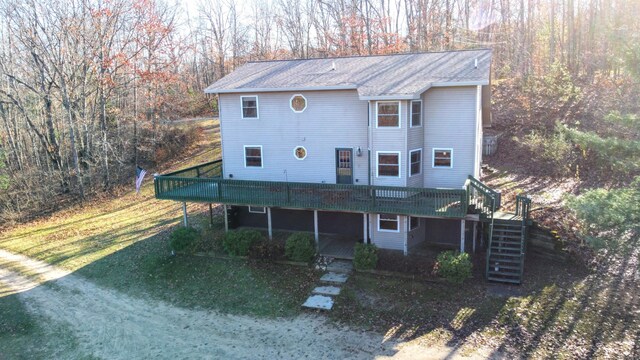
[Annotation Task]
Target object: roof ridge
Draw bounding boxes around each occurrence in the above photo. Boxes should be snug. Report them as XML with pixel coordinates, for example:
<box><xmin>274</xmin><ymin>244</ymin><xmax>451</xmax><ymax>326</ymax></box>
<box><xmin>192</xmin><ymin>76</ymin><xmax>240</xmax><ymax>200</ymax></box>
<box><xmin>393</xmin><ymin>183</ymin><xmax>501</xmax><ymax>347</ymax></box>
<box><xmin>246</xmin><ymin>48</ymin><xmax>492</xmax><ymax>64</ymax></box>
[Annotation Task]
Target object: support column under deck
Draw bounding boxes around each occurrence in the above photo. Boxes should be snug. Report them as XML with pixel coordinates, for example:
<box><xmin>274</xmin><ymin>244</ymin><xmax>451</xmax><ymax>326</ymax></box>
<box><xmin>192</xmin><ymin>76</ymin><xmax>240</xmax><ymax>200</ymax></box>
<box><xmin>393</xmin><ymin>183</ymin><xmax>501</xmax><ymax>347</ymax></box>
<box><xmin>182</xmin><ymin>202</ymin><xmax>188</xmax><ymax>227</ymax></box>
<box><xmin>460</xmin><ymin>219</ymin><xmax>466</xmax><ymax>252</ymax></box>
<box><xmin>363</xmin><ymin>213</ymin><xmax>368</xmax><ymax>244</ymax></box>
<box><xmin>223</xmin><ymin>204</ymin><xmax>228</xmax><ymax>232</ymax></box>
<box><xmin>314</xmin><ymin>210</ymin><xmax>319</xmax><ymax>248</ymax></box>
<box><xmin>267</xmin><ymin>207</ymin><xmax>273</xmax><ymax>240</ymax></box>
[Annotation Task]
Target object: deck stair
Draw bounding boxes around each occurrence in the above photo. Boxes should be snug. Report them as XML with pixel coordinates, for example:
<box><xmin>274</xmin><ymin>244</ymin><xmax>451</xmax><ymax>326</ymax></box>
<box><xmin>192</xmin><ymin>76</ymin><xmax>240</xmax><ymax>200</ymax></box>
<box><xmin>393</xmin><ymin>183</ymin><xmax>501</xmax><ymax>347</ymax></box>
<box><xmin>466</xmin><ymin>176</ymin><xmax>532</xmax><ymax>285</ymax></box>
<box><xmin>486</xmin><ymin>218</ymin><xmax>526</xmax><ymax>284</ymax></box>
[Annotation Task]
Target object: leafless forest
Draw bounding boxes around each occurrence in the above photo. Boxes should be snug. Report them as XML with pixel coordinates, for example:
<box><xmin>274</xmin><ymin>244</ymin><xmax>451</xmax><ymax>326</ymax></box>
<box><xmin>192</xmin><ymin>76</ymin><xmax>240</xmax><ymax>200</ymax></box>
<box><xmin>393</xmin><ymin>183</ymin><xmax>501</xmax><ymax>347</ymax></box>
<box><xmin>1</xmin><ymin>0</ymin><xmax>639</xmax><ymax>222</ymax></box>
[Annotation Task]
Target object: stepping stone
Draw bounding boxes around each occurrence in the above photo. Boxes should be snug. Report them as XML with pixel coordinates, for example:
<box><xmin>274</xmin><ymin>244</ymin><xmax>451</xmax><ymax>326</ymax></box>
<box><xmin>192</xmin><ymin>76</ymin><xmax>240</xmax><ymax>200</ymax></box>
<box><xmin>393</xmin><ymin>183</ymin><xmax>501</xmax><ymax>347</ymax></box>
<box><xmin>312</xmin><ymin>286</ymin><xmax>341</xmax><ymax>296</ymax></box>
<box><xmin>320</xmin><ymin>272</ymin><xmax>349</xmax><ymax>284</ymax></box>
<box><xmin>326</xmin><ymin>260</ymin><xmax>353</xmax><ymax>274</ymax></box>
<box><xmin>302</xmin><ymin>295</ymin><xmax>334</xmax><ymax>310</ymax></box>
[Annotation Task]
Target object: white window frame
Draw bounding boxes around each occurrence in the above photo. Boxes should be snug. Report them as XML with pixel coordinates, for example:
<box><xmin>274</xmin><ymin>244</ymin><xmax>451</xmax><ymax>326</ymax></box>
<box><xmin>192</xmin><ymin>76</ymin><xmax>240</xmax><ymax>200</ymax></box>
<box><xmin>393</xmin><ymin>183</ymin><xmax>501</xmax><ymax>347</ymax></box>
<box><xmin>375</xmin><ymin>101</ymin><xmax>401</xmax><ymax>128</ymax></box>
<box><xmin>432</xmin><ymin>148</ymin><xmax>453</xmax><ymax>168</ymax></box>
<box><xmin>378</xmin><ymin>214</ymin><xmax>400</xmax><ymax>233</ymax></box>
<box><xmin>289</xmin><ymin>94</ymin><xmax>307</xmax><ymax>113</ymax></box>
<box><xmin>244</xmin><ymin>145</ymin><xmax>263</xmax><ymax>168</ymax></box>
<box><xmin>410</xmin><ymin>216</ymin><xmax>420</xmax><ymax>231</ymax></box>
<box><xmin>376</xmin><ymin>151</ymin><xmax>401</xmax><ymax>178</ymax></box>
<box><xmin>240</xmin><ymin>95</ymin><xmax>259</xmax><ymax>119</ymax></box>
<box><xmin>248</xmin><ymin>206</ymin><xmax>266</xmax><ymax>214</ymax></box>
<box><xmin>410</xmin><ymin>100</ymin><xmax>422</xmax><ymax>127</ymax></box>
<box><xmin>409</xmin><ymin>148</ymin><xmax>422</xmax><ymax>176</ymax></box>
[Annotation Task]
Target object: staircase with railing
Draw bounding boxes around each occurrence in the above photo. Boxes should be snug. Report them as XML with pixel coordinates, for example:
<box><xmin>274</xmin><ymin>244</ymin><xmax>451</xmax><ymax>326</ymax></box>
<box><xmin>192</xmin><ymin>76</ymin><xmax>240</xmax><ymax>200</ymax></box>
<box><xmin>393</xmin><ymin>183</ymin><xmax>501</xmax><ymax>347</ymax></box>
<box><xmin>466</xmin><ymin>176</ymin><xmax>532</xmax><ymax>284</ymax></box>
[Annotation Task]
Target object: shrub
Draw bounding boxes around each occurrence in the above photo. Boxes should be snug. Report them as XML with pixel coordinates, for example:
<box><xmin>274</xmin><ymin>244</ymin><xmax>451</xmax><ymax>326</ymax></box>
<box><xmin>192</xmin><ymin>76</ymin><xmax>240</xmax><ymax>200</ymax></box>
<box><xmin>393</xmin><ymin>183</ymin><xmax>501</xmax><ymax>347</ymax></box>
<box><xmin>248</xmin><ymin>240</ymin><xmax>285</xmax><ymax>261</ymax></box>
<box><xmin>223</xmin><ymin>229</ymin><xmax>263</xmax><ymax>256</ymax></box>
<box><xmin>284</xmin><ymin>233</ymin><xmax>316</xmax><ymax>263</ymax></box>
<box><xmin>170</xmin><ymin>227</ymin><xmax>201</xmax><ymax>252</ymax></box>
<box><xmin>435</xmin><ymin>251</ymin><xmax>473</xmax><ymax>284</ymax></box>
<box><xmin>353</xmin><ymin>243</ymin><xmax>378</xmax><ymax>270</ymax></box>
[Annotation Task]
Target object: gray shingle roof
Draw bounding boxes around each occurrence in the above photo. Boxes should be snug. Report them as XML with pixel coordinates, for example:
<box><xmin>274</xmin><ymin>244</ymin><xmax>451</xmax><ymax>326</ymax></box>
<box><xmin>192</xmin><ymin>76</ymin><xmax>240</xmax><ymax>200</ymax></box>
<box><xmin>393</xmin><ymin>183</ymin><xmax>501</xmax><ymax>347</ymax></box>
<box><xmin>204</xmin><ymin>49</ymin><xmax>491</xmax><ymax>99</ymax></box>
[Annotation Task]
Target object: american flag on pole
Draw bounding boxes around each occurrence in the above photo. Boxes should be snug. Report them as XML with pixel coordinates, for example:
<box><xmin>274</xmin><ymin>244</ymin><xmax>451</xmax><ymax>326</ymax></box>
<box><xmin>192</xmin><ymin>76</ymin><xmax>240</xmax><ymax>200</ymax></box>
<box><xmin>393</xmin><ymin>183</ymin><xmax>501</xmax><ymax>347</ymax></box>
<box><xmin>135</xmin><ymin>166</ymin><xmax>147</xmax><ymax>194</ymax></box>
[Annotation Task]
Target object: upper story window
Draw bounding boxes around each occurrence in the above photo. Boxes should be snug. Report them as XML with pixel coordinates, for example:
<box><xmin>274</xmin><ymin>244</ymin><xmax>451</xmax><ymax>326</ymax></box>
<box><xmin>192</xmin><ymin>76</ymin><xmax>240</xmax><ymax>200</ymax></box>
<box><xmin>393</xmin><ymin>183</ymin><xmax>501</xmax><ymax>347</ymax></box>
<box><xmin>410</xmin><ymin>100</ymin><xmax>422</xmax><ymax>127</ymax></box>
<box><xmin>433</xmin><ymin>148</ymin><xmax>453</xmax><ymax>168</ymax></box>
<box><xmin>377</xmin><ymin>152</ymin><xmax>400</xmax><ymax>177</ymax></box>
<box><xmin>244</xmin><ymin>145</ymin><xmax>263</xmax><ymax>167</ymax></box>
<box><xmin>290</xmin><ymin>94</ymin><xmax>307</xmax><ymax>112</ymax></box>
<box><xmin>409</xmin><ymin>149</ymin><xmax>422</xmax><ymax>176</ymax></box>
<box><xmin>241</xmin><ymin>96</ymin><xmax>259</xmax><ymax>119</ymax></box>
<box><xmin>376</xmin><ymin>101</ymin><xmax>400</xmax><ymax>128</ymax></box>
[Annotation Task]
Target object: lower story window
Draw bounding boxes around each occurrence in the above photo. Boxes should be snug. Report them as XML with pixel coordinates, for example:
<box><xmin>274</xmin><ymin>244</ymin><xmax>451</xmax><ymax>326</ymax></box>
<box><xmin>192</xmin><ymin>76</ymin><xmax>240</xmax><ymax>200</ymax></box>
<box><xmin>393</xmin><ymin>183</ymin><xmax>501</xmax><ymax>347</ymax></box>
<box><xmin>378</xmin><ymin>214</ymin><xmax>399</xmax><ymax>232</ymax></box>
<box><xmin>433</xmin><ymin>148</ymin><xmax>452</xmax><ymax>168</ymax></box>
<box><xmin>248</xmin><ymin>206</ymin><xmax>266</xmax><ymax>214</ymax></box>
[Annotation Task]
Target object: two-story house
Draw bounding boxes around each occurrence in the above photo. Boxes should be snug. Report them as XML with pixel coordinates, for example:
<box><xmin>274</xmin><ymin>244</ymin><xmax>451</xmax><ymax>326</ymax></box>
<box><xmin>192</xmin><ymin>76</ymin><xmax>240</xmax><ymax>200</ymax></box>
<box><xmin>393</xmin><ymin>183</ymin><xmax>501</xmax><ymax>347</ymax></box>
<box><xmin>154</xmin><ymin>49</ymin><xmax>532</xmax><ymax>284</ymax></box>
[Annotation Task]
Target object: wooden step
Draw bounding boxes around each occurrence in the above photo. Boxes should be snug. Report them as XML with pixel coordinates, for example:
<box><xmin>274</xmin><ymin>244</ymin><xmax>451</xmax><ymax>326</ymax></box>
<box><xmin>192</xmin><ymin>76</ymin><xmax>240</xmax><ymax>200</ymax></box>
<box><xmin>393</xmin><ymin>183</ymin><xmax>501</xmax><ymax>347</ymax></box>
<box><xmin>493</xmin><ymin>228</ymin><xmax>523</xmax><ymax>233</ymax></box>
<box><xmin>487</xmin><ymin>263</ymin><xmax>521</xmax><ymax>271</ymax></box>
<box><xmin>488</xmin><ymin>270</ymin><xmax>521</xmax><ymax>277</ymax></box>
<box><xmin>491</xmin><ymin>246</ymin><xmax>522</xmax><ymax>253</ymax></box>
<box><xmin>490</xmin><ymin>252</ymin><xmax>522</xmax><ymax>258</ymax></box>
<box><xmin>489</xmin><ymin>258</ymin><xmax>521</xmax><ymax>266</ymax></box>
<box><xmin>487</xmin><ymin>276</ymin><xmax>521</xmax><ymax>284</ymax></box>
<box><xmin>493</xmin><ymin>234</ymin><xmax>523</xmax><ymax>240</ymax></box>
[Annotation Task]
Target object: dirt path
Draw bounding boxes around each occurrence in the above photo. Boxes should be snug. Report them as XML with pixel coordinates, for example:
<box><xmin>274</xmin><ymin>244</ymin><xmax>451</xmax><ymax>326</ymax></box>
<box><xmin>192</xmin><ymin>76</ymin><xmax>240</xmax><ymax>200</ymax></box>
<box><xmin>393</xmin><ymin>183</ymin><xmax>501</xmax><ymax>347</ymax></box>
<box><xmin>0</xmin><ymin>249</ymin><xmax>481</xmax><ymax>359</ymax></box>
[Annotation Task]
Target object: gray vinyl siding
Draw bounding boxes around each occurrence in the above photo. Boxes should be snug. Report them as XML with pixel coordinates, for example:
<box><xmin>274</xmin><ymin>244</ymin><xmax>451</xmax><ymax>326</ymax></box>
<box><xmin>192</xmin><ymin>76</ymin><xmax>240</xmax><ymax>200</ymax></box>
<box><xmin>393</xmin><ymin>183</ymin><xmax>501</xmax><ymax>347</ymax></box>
<box><xmin>219</xmin><ymin>90</ymin><xmax>369</xmax><ymax>184</ymax></box>
<box><xmin>370</xmin><ymin>101</ymin><xmax>407</xmax><ymax>187</ymax></box>
<box><xmin>407</xmin><ymin>100</ymin><xmax>424</xmax><ymax>188</ymax></box>
<box><xmin>423</xmin><ymin>87</ymin><xmax>478</xmax><ymax>188</ymax></box>
<box><xmin>370</xmin><ymin>214</ymin><xmax>405</xmax><ymax>251</ymax></box>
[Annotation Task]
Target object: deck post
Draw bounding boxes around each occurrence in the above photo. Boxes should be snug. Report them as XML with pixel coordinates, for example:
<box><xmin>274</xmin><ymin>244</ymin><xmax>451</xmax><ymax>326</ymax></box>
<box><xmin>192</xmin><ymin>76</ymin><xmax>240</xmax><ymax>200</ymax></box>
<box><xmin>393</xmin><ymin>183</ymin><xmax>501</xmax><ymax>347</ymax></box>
<box><xmin>472</xmin><ymin>221</ymin><xmax>478</xmax><ymax>253</ymax></box>
<box><xmin>460</xmin><ymin>219</ymin><xmax>466</xmax><ymax>252</ymax></box>
<box><xmin>223</xmin><ymin>204</ymin><xmax>228</xmax><ymax>232</ymax></box>
<box><xmin>182</xmin><ymin>202</ymin><xmax>188</xmax><ymax>227</ymax></box>
<box><xmin>403</xmin><ymin>216</ymin><xmax>408</xmax><ymax>256</ymax></box>
<box><xmin>363</xmin><ymin>213</ymin><xmax>368</xmax><ymax>244</ymax></box>
<box><xmin>267</xmin><ymin>207</ymin><xmax>273</xmax><ymax>240</ymax></box>
<box><xmin>209</xmin><ymin>204</ymin><xmax>214</xmax><ymax>228</ymax></box>
<box><xmin>314</xmin><ymin>210</ymin><xmax>319</xmax><ymax>248</ymax></box>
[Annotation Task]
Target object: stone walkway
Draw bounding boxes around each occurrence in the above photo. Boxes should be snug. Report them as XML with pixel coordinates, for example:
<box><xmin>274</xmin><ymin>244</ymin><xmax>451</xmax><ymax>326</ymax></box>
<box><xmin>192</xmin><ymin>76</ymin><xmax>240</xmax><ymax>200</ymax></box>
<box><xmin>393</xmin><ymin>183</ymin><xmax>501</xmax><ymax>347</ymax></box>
<box><xmin>302</xmin><ymin>259</ymin><xmax>353</xmax><ymax>311</ymax></box>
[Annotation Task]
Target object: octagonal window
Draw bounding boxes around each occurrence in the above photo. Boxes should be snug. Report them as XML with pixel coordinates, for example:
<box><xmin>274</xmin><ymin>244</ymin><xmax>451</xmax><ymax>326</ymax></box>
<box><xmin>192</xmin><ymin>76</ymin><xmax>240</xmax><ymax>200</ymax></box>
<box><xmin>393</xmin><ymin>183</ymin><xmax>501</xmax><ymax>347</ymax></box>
<box><xmin>293</xmin><ymin>146</ymin><xmax>307</xmax><ymax>160</ymax></box>
<box><xmin>290</xmin><ymin>95</ymin><xmax>307</xmax><ymax>113</ymax></box>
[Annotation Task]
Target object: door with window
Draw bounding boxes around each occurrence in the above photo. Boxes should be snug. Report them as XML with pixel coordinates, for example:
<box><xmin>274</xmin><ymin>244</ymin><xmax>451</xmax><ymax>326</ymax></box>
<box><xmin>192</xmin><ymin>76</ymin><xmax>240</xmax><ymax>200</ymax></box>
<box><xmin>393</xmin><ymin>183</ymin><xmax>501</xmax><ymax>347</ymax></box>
<box><xmin>336</xmin><ymin>148</ymin><xmax>353</xmax><ymax>184</ymax></box>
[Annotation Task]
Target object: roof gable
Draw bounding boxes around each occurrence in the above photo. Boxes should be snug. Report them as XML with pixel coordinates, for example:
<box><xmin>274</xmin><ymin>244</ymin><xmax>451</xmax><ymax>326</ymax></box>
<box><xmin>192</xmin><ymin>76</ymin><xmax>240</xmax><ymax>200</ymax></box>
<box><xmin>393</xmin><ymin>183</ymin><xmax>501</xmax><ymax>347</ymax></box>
<box><xmin>205</xmin><ymin>49</ymin><xmax>491</xmax><ymax>99</ymax></box>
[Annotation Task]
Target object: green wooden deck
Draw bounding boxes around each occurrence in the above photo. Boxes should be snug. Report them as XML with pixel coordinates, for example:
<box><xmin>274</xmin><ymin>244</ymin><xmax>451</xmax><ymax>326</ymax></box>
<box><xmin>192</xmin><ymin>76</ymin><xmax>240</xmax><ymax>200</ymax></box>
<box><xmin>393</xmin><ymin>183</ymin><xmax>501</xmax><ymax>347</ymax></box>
<box><xmin>154</xmin><ymin>160</ymin><xmax>469</xmax><ymax>218</ymax></box>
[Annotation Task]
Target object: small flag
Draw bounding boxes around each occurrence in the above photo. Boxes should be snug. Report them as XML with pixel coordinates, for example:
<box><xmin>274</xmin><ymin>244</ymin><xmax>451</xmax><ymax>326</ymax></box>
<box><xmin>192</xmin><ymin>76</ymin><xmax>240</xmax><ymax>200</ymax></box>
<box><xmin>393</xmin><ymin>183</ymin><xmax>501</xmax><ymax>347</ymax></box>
<box><xmin>135</xmin><ymin>166</ymin><xmax>147</xmax><ymax>193</ymax></box>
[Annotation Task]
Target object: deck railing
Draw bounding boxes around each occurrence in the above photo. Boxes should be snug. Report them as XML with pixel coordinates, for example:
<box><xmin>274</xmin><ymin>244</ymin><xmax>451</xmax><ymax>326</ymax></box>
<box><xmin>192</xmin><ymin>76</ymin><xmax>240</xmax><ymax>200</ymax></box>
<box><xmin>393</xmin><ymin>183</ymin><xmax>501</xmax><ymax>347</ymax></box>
<box><xmin>155</xmin><ymin>161</ymin><xmax>468</xmax><ymax>218</ymax></box>
<box><xmin>466</xmin><ymin>175</ymin><xmax>500</xmax><ymax>218</ymax></box>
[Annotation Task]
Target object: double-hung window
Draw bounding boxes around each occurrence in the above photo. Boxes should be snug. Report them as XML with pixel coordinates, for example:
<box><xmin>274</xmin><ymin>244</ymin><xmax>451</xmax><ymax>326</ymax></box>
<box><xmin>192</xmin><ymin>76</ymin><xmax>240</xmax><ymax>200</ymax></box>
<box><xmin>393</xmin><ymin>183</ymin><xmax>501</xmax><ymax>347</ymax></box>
<box><xmin>377</xmin><ymin>152</ymin><xmax>400</xmax><ymax>177</ymax></box>
<box><xmin>378</xmin><ymin>214</ymin><xmax>399</xmax><ymax>232</ymax></box>
<box><xmin>376</xmin><ymin>101</ymin><xmax>400</xmax><ymax>127</ymax></box>
<box><xmin>409</xmin><ymin>149</ymin><xmax>422</xmax><ymax>176</ymax></box>
<box><xmin>241</xmin><ymin>96</ymin><xmax>258</xmax><ymax>119</ymax></box>
<box><xmin>410</xmin><ymin>100</ymin><xmax>422</xmax><ymax>127</ymax></box>
<box><xmin>244</xmin><ymin>146</ymin><xmax>263</xmax><ymax>167</ymax></box>
<box><xmin>433</xmin><ymin>148</ymin><xmax>453</xmax><ymax>168</ymax></box>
